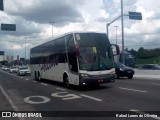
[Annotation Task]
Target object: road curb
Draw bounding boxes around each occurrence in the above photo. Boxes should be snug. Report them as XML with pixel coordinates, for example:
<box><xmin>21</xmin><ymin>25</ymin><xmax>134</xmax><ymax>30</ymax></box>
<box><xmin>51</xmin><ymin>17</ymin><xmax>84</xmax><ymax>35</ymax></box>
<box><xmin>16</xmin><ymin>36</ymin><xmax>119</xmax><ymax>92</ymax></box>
<box><xmin>134</xmin><ymin>76</ymin><xmax>160</xmax><ymax>80</ymax></box>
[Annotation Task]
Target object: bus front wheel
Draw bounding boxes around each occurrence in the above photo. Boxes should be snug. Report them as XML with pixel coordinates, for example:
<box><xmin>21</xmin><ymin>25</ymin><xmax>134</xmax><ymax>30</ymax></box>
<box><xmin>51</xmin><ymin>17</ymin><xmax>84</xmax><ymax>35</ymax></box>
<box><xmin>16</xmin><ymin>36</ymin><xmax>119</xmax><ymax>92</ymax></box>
<box><xmin>63</xmin><ymin>74</ymin><xmax>70</xmax><ymax>88</ymax></box>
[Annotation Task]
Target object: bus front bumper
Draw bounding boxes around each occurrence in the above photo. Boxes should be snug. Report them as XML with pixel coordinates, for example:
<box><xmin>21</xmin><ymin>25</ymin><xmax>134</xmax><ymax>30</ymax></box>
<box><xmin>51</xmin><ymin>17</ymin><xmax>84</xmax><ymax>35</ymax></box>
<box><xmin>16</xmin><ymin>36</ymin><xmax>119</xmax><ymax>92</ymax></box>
<box><xmin>79</xmin><ymin>74</ymin><xmax>116</xmax><ymax>86</ymax></box>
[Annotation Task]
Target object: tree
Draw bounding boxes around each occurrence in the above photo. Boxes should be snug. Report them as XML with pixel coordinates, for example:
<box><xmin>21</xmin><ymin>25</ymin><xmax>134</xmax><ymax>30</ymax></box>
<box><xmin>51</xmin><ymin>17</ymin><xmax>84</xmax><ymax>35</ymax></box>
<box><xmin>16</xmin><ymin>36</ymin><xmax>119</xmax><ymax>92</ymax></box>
<box><xmin>130</xmin><ymin>48</ymin><xmax>137</xmax><ymax>56</ymax></box>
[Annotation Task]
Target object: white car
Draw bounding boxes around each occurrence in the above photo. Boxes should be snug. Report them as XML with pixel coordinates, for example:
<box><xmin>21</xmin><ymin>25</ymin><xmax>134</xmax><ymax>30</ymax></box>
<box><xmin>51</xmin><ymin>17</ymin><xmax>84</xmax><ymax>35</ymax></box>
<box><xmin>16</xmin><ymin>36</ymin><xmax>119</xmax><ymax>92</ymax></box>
<box><xmin>1</xmin><ymin>66</ymin><xmax>5</xmax><ymax>70</ymax></box>
<box><xmin>17</xmin><ymin>66</ymin><xmax>31</xmax><ymax>76</ymax></box>
<box><xmin>9</xmin><ymin>66</ymin><xmax>18</xmax><ymax>73</ymax></box>
<box><xmin>4</xmin><ymin>66</ymin><xmax>10</xmax><ymax>71</ymax></box>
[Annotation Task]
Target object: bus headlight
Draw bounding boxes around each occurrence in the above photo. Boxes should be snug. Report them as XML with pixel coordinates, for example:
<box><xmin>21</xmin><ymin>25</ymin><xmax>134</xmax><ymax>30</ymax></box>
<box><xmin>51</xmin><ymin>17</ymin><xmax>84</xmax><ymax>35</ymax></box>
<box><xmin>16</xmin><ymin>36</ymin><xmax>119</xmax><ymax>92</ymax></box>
<box><xmin>80</xmin><ymin>73</ymin><xmax>88</xmax><ymax>77</ymax></box>
<box><xmin>111</xmin><ymin>71</ymin><xmax>115</xmax><ymax>74</ymax></box>
<box><xmin>120</xmin><ymin>68</ymin><xmax>124</xmax><ymax>71</ymax></box>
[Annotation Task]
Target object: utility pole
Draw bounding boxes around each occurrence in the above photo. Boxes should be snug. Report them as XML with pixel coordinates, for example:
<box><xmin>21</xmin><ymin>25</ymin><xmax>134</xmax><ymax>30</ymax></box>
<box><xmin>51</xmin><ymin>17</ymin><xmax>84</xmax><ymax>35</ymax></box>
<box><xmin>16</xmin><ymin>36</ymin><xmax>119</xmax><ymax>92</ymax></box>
<box><xmin>121</xmin><ymin>0</ymin><xmax>125</xmax><ymax>64</ymax></box>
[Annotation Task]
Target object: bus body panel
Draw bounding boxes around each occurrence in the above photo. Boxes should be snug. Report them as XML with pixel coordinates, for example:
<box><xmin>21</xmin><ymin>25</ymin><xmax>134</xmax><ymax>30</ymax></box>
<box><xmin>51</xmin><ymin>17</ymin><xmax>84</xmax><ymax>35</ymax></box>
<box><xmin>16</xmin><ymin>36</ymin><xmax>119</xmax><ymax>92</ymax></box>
<box><xmin>30</xmin><ymin>63</ymin><xmax>80</xmax><ymax>85</ymax></box>
<box><xmin>68</xmin><ymin>72</ymin><xmax>79</xmax><ymax>85</ymax></box>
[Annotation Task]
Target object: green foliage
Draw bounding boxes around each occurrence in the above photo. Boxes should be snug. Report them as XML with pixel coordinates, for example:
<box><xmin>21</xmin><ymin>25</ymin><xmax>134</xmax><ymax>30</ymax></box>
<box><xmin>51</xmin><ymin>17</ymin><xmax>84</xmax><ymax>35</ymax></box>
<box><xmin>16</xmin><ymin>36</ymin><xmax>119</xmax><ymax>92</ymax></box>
<box><xmin>136</xmin><ymin>47</ymin><xmax>160</xmax><ymax>58</ymax></box>
<box><xmin>127</xmin><ymin>47</ymin><xmax>160</xmax><ymax>59</ymax></box>
<box><xmin>135</xmin><ymin>57</ymin><xmax>160</xmax><ymax>64</ymax></box>
<box><xmin>127</xmin><ymin>47</ymin><xmax>160</xmax><ymax>65</ymax></box>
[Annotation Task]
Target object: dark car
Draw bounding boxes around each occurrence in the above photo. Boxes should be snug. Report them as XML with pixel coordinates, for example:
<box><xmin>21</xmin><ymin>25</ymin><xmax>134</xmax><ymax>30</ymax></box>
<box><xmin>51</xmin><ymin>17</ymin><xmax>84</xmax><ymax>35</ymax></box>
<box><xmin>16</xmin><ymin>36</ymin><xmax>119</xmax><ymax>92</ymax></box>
<box><xmin>140</xmin><ymin>64</ymin><xmax>160</xmax><ymax>70</ymax></box>
<box><xmin>115</xmin><ymin>62</ymin><xmax>135</xmax><ymax>79</ymax></box>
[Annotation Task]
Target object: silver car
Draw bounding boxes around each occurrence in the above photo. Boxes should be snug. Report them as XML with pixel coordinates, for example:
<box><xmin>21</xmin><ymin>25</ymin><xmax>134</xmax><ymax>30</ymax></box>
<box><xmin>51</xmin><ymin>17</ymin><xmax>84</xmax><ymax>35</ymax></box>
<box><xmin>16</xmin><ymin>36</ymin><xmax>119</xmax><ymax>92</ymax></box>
<box><xmin>17</xmin><ymin>66</ymin><xmax>31</xmax><ymax>76</ymax></box>
<box><xmin>9</xmin><ymin>66</ymin><xmax>18</xmax><ymax>73</ymax></box>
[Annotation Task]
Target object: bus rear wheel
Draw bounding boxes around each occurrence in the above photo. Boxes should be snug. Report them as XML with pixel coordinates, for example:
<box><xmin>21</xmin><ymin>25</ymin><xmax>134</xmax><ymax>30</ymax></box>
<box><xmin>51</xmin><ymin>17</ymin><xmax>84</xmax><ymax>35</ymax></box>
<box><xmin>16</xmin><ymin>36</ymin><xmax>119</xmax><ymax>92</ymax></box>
<box><xmin>34</xmin><ymin>71</ymin><xmax>41</xmax><ymax>81</ymax></box>
<box><xmin>34</xmin><ymin>71</ymin><xmax>37</xmax><ymax>81</ymax></box>
<box><xmin>37</xmin><ymin>72</ymin><xmax>41</xmax><ymax>81</ymax></box>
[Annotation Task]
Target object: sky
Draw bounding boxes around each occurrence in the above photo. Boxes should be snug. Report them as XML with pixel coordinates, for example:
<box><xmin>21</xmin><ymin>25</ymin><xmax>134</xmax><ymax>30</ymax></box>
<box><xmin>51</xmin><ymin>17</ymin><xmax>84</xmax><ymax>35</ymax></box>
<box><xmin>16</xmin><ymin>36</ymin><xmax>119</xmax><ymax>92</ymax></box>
<box><xmin>0</xmin><ymin>0</ymin><xmax>160</xmax><ymax>59</ymax></box>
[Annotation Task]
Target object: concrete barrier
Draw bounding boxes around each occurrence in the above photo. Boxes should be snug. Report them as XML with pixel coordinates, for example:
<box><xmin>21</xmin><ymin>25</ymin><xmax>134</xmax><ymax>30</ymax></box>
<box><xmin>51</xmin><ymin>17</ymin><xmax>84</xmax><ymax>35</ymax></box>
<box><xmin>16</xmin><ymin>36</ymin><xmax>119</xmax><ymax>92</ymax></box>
<box><xmin>134</xmin><ymin>69</ymin><xmax>160</xmax><ymax>75</ymax></box>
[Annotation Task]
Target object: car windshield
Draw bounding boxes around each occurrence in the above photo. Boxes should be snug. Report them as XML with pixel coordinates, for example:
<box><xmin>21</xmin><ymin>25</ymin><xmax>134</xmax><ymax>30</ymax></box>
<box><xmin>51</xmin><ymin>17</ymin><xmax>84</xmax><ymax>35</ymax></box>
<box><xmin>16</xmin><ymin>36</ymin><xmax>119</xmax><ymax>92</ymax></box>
<box><xmin>19</xmin><ymin>67</ymin><xmax>28</xmax><ymax>70</ymax></box>
<box><xmin>116</xmin><ymin>62</ymin><xmax>126</xmax><ymax>68</ymax></box>
<box><xmin>11</xmin><ymin>67</ymin><xmax>17</xmax><ymax>69</ymax></box>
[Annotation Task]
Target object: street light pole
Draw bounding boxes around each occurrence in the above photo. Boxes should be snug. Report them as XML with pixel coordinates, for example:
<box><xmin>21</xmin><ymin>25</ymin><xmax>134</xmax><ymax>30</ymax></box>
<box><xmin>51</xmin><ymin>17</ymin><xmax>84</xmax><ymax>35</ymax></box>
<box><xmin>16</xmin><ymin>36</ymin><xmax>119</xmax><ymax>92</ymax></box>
<box><xmin>121</xmin><ymin>0</ymin><xmax>125</xmax><ymax>64</ymax></box>
<box><xmin>114</xmin><ymin>26</ymin><xmax>118</xmax><ymax>44</ymax></box>
<box><xmin>106</xmin><ymin>15</ymin><xmax>121</xmax><ymax>39</ymax></box>
<box><xmin>25</xmin><ymin>37</ymin><xmax>26</xmax><ymax>64</ymax></box>
<box><xmin>106</xmin><ymin>23</ymin><xmax>109</xmax><ymax>37</ymax></box>
<box><xmin>23</xmin><ymin>36</ymin><xmax>27</xmax><ymax>65</ymax></box>
<box><xmin>11</xmin><ymin>45</ymin><xmax>13</xmax><ymax>63</ymax></box>
<box><xmin>49</xmin><ymin>21</ymin><xmax>55</xmax><ymax>38</ymax></box>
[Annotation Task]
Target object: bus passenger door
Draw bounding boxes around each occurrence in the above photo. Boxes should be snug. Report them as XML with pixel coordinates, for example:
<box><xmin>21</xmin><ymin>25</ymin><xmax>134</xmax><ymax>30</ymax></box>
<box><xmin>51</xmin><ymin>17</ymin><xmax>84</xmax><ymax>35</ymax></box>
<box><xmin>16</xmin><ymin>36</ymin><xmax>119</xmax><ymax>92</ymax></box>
<box><xmin>66</xmin><ymin>35</ymin><xmax>79</xmax><ymax>85</ymax></box>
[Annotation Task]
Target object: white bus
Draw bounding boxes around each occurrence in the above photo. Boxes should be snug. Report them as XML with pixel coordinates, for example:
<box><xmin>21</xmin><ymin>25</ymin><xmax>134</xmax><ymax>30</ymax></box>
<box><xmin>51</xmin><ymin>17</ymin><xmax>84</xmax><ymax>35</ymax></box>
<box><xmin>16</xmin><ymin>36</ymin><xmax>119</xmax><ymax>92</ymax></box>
<box><xmin>30</xmin><ymin>32</ymin><xmax>119</xmax><ymax>87</ymax></box>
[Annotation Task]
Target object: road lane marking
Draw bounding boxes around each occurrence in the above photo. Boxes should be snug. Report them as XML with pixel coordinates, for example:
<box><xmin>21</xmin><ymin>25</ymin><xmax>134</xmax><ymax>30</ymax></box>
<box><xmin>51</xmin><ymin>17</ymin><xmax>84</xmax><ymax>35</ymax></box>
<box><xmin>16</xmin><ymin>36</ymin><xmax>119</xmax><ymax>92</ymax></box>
<box><xmin>119</xmin><ymin>87</ymin><xmax>147</xmax><ymax>93</ymax></box>
<box><xmin>80</xmin><ymin>94</ymin><xmax>102</xmax><ymax>102</ymax></box>
<box><xmin>56</xmin><ymin>87</ymin><xmax>66</xmax><ymax>91</ymax></box>
<box><xmin>41</xmin><ymin>83</ymin><xmax>47</xmax><ymax>86</ymax></box>
<box><xmin>0</xmin><ymin>70</ymin><xmax>27</xmax><ymax>80</ymax></box>
<box><xmin>1</xmin><ymin>70</ymin><xmax>23</xmax><ymax>79</ymax></box>
<box><xmin>0</xmin><ymin>85</ymin><xmax>19</xmax><ymax>111</ymax></box>
<box><xmin>32</xmin><ymin>81</ymin><xmax>37</xmax><ymax>82</ymax></box>
<box><xmin>130</xmin><ymin>109</ymin><xmax>160</xmax><ymax>120</ymax></box>
<box><xmin>24</xmin><ymin>96</ymin><xmax>50</xmax><ymax>104</ymax></box>
<box><xmin>8</xmin><ymin>73</ymin><xmax>18</xmax><ymax>77</ymax></box>
<box><xmin>151</xmin><ymin>83</ymin><xmax>160</xmax><ymax>86</ymax></box>
<box><xmin>51</xmin><ymin>92</ymin><xmax>82</xmax><ymax>100</ymax></box>
<box><xmin>0</xmin><ymin>85</ymin><xmax>25</xmax><ymax>120</ymax></box>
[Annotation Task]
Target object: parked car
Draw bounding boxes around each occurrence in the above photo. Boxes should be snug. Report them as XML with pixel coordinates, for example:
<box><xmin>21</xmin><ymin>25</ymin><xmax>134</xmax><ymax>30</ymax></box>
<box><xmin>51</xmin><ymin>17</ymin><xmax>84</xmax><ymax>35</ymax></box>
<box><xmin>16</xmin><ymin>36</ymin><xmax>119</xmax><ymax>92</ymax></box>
<box><xmin>140</xmin><ymin>64</ymin><xmax>160</xmax><ymax>70</ymax></box>
<box><xmin>17</xmin><ymin>66</ymin><xmax>31</xmax><ymax>76</ymax></box>
<box><xmin>1</xmin><ymin>66</ymin><xmax>5</xmax><ymax>70</ymax></box>
<box><xmin>9</xmin><ymin>66</ymin><xmax>19</xmax><ymax>73</ymax></box>
<box><xmin>115</xmin><ymin>62</ymin><xmax>135</xmax><ymax>79</ymax></box>
<box><xmin>4</xmin><ymin>66</ymin><xmax>10</xmax><ymax>71</ymax></box>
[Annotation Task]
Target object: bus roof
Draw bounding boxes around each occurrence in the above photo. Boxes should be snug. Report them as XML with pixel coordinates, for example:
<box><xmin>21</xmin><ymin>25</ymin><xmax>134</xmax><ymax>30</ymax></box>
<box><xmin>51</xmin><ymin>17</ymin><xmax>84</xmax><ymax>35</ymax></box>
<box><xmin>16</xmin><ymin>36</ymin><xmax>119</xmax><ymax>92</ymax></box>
<box><xmin>31</xmin><ymin>32</ymin><xmax>108</xmax><ymax>50</ymax></box>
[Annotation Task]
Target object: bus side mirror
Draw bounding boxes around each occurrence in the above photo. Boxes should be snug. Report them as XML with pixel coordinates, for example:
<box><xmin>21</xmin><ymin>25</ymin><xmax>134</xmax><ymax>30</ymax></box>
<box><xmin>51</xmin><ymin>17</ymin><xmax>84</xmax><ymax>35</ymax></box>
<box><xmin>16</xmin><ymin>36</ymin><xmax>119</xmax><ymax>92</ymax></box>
<box><xmin>110</xmin><ymin>44</ymin><xmax>120</xmax><ymax>56</ymax></box>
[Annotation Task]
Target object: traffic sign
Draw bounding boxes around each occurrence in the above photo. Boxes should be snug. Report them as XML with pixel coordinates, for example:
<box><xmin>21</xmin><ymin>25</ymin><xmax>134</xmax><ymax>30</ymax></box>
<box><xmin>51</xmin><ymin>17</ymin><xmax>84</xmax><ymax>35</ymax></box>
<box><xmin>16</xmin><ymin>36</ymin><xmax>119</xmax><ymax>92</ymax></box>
<box><xmin>0</xmin><ymin>0</ymin><xmax>4</xmax><ymax>11</ymax></box>
<box><xmin>128</xmin><ymin>11</ymin><xmax>142</xmax><ymax>20</ymax></box>
<box><xmin>1</xmin><ymin>23</ymin><xmax>16</xmax><ymax>31</ymax></box>
<box><xmin>0</xmin><ymin>51</ymin><xmax>4</xmax><ymax>55</ymax></box>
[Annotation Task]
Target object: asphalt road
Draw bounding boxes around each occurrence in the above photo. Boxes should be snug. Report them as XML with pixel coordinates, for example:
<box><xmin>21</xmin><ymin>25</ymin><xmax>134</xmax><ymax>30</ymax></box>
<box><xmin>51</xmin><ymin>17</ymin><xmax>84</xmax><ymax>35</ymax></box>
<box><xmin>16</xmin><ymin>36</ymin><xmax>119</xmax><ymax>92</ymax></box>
<box><xmin>0</xmin><ymin>69</ymin><xmax>160</xmax><ymax>120</ymax></box>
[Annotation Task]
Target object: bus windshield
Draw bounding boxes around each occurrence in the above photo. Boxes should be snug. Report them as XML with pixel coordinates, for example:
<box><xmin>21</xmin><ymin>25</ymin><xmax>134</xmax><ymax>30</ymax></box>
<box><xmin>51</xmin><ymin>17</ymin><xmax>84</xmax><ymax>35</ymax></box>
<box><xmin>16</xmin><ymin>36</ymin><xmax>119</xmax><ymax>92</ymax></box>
<box><xmin>75</xmin><ymin>33</ymin><xmax>114</xmax><ymax>71</ymax></box>
<box><xmin>78</xmin><ymin>46</ymin><xmax>114</xmax><ymax>71</ymax></box>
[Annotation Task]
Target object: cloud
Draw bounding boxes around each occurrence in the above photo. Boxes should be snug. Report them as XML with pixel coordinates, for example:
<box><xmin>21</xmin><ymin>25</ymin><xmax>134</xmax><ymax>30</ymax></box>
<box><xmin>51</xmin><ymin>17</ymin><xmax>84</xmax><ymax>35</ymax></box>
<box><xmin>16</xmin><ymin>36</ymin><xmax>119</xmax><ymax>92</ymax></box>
<box><xmin>0</xmin><ymin>11</ymin><xmax>43</xmax><ymax>37</ymax></box>
<box><xmin>1</xmin><ymin>0</ymin><xmax>160</xmax><ymax>59</ymax></box>
<box><xmin>5</xmin><ymin>0</ymin><xmax>83</xmax><ymax>26</ymax></box>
